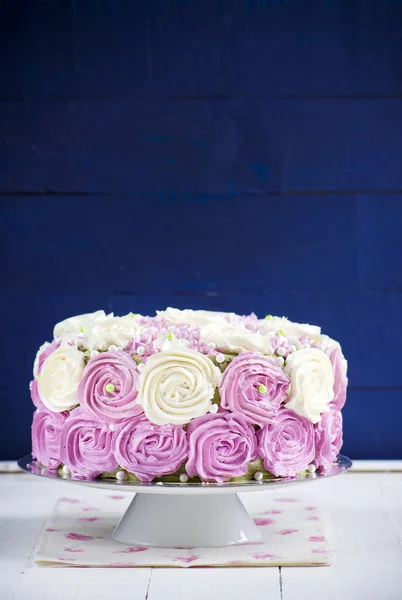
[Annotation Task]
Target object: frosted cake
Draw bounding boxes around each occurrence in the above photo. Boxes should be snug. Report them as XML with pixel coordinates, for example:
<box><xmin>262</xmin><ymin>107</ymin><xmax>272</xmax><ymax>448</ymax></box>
<box><xmin>30</xmin><ymin>308</ymin><xmax>347</xmax><ymax>483</ymax></box>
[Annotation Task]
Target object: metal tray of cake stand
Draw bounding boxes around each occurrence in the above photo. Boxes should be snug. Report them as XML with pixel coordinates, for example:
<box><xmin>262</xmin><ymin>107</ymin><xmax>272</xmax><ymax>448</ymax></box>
<box><xmin>19</xmin><ymin>454</ymin><xmax>352</xmax><ymax>548</ymax></box>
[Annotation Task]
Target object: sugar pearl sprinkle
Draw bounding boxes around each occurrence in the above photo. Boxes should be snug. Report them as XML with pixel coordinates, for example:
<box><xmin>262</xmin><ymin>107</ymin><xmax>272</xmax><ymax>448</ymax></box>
<box><xmin>105</xmin><ymin>383</ymin><xmax>115</xmax><ymax>394</ymax></box>
<box><xmin>254</xmin><ymin>471</ymin><xmax>263</xmax><ymax>481</ymax></box>
<box><xmin>179</xmin><ymin>473</ymin><xmax>189</xmax><ymax>483</ymax></box>
<box><xmin>116</xmin><ymin>470</ymin><xmax>127</xmax><ymax>481</ymax></box>
<box><xmin>137</xmin><ymin>346</ymin><xmax>145</xmax><ymax>356</ymax></box>
<box><xmin>62</xmin><ymin>465</ymin><xmax>71</xmax><ymax>475</ymax></box>
<box><xmin>215</xmin><ymin>353</ymin><xmax>225</xmax><ymax>364</ymax></box>
<box><xmin>108</xmin><ymin>345</ymin><xmax>117</xmax><ymax>352</ymax></box>
<box><xmin>209</xmin><ymin>403</ymin><xmax>219</xmax><ymax>414</ymax></box>
<box><xmin>137</xmin><ymin>362</ymin><xmax>146</xmax><ymax>371</ymax></box>
<box><xmin>90</xmin><ymin>350</ymin><xmax>99</xmax><ymax>359</ymax></box>
<box><xmin>276</xmin><ymin>347</ymin><xmax>287</xmax><ymax>357</ymax></box>
<box><xmin>276</xmin><ymin>356</ymin><xmax>285</xmax><ymax>366</ymax></box>
<box><xmin>308</xmin><ymin>464</ymin><xmax>317</xmax><ymax>473</ymax></box>
<box><xmin>109</xmin><ymin>423</ymin><xmax>116</xmax><ymax>432</ymax></box>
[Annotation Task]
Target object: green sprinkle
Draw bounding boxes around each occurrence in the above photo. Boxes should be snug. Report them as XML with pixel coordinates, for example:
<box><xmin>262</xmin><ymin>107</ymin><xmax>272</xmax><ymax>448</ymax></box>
<box><xmin>258</xmin><ymin>384</ymin><xmax>267</xmax><ymax>394</ymax></box>
<box><xmin>264</xmin><ymin>314</ymin><xmax>273</xmax><ymax>320</ymax></box>
<box><xmin>79</xmin><ymin>326</ymin><xmax>86</xmax><ymax>333</ymax></box>
<box><xmin>166</xmin><ymin>332</ymin><xmax>174</xmax><ymax>341</ymax></box>
<box><xmin>105</xmin><ymin>383</ymin><xmax>115</xmax><ymax>394</ymax></box>
<box><xmin>129</xmin><ymin>312</ymin><xmax>137</xmax><ymax>318</ymax></box>
<box><xmin>35</xmin><ymin>374</ymin><xmax>40</xmax><ymax>381</ymax></box>
<box><xmin>277</xmin><ymin>329</ymin><xmax>285</xmax><ymax>336</ymax></box>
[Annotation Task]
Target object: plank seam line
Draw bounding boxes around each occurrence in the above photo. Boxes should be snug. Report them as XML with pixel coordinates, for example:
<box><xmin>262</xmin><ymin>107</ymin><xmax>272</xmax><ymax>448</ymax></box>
<box><xmin>278</xmin><ymin>566</ymin><xmax>283</xmax><ymax>600</ymax></box>
<box><xmin>2</xmin><ymin>190</ymin><xmax>402</xmax><ymax>197</ymax></box>
<box><xmin>1</xmin><ymin>94</ymin><xmax>402</xmax><ymax>102</ymax></box>
<box><xmin>144</xmin><ymin>567</ymin><xmax>153</xmax><ymax>600</ymax></box>
<box><xmin>9</xmin><ymin>517</ymin><xmax>42</xmax><ymax>600</ymax></box>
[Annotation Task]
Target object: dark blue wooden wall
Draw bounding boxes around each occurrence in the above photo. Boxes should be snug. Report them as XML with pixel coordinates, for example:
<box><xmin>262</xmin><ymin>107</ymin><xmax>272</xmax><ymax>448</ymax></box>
<box><xmin>1</xmin><ymin>0</ymin><xmax>402</xmax><ymax>460</ymax></box>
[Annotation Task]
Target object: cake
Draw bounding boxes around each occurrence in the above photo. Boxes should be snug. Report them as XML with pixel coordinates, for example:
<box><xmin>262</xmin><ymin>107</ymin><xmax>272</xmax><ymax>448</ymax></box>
<box><xmin>30</xmin><ymin>308</ymin><xmax>347</xmax><ymax>483</ymax></box>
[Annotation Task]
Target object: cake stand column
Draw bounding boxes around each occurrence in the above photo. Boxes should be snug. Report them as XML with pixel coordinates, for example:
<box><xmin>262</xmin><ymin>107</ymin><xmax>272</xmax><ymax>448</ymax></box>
<box><xmin>113</xmin><ymin>492</ymin><xmax>261</xmax><ymax>548</ymax></box>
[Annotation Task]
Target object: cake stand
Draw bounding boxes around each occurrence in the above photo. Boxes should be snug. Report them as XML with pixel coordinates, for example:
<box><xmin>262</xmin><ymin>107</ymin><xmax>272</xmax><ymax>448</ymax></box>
<box><xmin>19</xmin><ymin>454</ymin><xmax>352</xmax><ymax>548</ymax></box>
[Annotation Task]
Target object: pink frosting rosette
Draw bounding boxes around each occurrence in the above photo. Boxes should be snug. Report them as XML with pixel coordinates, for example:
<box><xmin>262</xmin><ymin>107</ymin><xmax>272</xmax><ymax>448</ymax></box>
<box><xmin>314</xmin><ymin>409</ymin><xmax>343</xmax><ymax>470</ymax></box>
<box><xmin>258</xmin><ymin>407</ymin><xmax>315</xmax><ymax>477</ymax></box>
<box><xmin>329</xmin><ymin>347</ymin><xmax>348</xmax><ymax>410</ymax></box>
<box><xmin>32</xmin><ymin>409</ymin><xmax>67</xmax><ymax>469</ymax></box>
<box><xmin>186</xmin><ymin>411</ymin><xmax>258</xmax><ymax>483</ymax></box>
<box><xmin>60</xmin><ymin>409</ymin><xmax>118</xmax><ymax>478</ymax></box>
<box><xmin>78</xmin><ymin>351</ymin><xmax>142</xmax><ymax>423</ymax></box>
<box><xmin>219</xmin><ymin>352</ymin><xmax>289</xmax><ymax>427</ymax></box>
<box><xmin>114</xmin><ymin>414</ymin><xmax>188</xmax><ymax>481</ymax></box>
<box><xmin>30</xmin><ymin>379</ymin><xmax>46</xmax><ymax>410</ymax></box>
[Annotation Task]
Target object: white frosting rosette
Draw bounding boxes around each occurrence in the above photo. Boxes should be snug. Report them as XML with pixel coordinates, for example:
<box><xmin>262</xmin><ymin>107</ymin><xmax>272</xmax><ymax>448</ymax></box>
<box><xmin>54</xmin><ymin>310</ymin><xmax>108</xmax><ymax>341</ymax></box>
<box><xmin>200</xmin><ymin>323</ymin><xmax>273</xmax><ymax>354</ymax></box>
<box><xmin>157</xmin><ymin>307</ymin><xmax>234</xmax><ymax>328</ymax></box>
<box><xmin>137</xmin><ymin>344</ymin><xmax>222</xmax><ymax>425</ymax></box>
<box><xmin>37</xmin><ymin>344</ymin><xmax>85</xmax><ymax>412</ymax></box>
<box><xmin>54</xmin><ymin>311</ymin><xmax>143</xmax><ymax>350</ymax></box>
<box><xmin>81</xmin><ymin>313</ymin><xmax>143</xmax><ymax>350</ymax></box>
<box><xmin>284</xmin><ymin>348</ymin><xmax>334</xmax><ymax>423</ymax></box>
<box><xmin>260</xmin><ymin>316</ymin><xmax>321</xmax><ymax>339</ymax></box>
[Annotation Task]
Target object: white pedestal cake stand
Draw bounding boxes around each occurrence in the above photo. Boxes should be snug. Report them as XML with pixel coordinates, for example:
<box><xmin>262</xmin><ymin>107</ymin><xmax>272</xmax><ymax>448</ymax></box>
<box><xmin>19</xmin><ymin>455</ymin><xmax>352</xmax><ymax>548</ymax></box>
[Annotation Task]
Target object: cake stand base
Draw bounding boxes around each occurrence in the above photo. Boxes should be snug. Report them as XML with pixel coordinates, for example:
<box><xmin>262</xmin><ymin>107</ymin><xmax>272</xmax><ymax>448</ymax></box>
<box><xmin>113</xmin><ymin>492</ymin><xmax>261</xmax><ymax>548</ymax></box>
<box><xmin>19</xmin><ymin>454</ymin><xmax>352</xmax><ymax>549</ymax></box>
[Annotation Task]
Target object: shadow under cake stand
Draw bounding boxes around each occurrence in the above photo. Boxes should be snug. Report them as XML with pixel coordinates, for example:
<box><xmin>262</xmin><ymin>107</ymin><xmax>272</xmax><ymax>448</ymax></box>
<box><xmin>19</xmin><ymin>454</ymin><xmax>352</xmax><ymax>548</ymax></box>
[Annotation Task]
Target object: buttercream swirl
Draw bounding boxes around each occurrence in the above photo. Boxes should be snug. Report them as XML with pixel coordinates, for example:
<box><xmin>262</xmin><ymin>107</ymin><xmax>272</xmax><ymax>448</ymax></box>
<box><xmin>33</xmin><ymin>340</ymin><xmax>60</xmax><ymax>376</ymax></box>
<box><xmin>30</xmin><ymin>379</ymin><xmax>45</xmax><ymax>410</ymax></box>
<box><xmin>200</xmin><ymin>322</ymin><xmax>273</xmax><ymax>354</ymax></box>
<box><xmin>259</xmin><ymin>316</ymin><xmax>321</xmax><ymax>339</ymax></box>
<box><xmin>38</xmin><ymin>344</ymin><xmax>85</xmax><ymax>412</ymax></box>
<box><xmin>284</xmin><ymin>348</ymin><xmax>334</xmax><ymax>423</ymax></box>
<box><xmin>32</xmin><ymin>409</ymin><xmax>67</xmax><ymax>469</ymax></box>
<box><xmin>78</xmin><ymin>351</ymin><xmax>142</xmax><ymax>423</ymax></box>
<box><xmin>54</xmin><ymin>311</ymin><xmax>143</xmax><ymax>350</ymax></box>
<box><xmin>219</xmin><ymin>352</ymin><xmax>289</xmax><ymax>426</ymax></box>
<box><xmin>258</xmin><ymin>407</ymin><xmax>315</xmax><ymax>476</ymax></box>
<box><xmin>80</xmin><ymin>313</ymin><xmax>143</xmax><ymax>350</ymax></box>
<box><xmin>137</xmin><ymin>345</ymin><xmax>221</xmax><ymax>425</ymax></box>
<box><xmin>329</xmin><ymin>347</ymin><xmax>348</xmax><ymax>410</ymax></box>
<box><xmin>54</xmin><ymin>310</ymin><xmax>108</xmax><ymax>341</ymax></box>
<box><xmin>314</xmin><ymin>408</ymin><xmax>343</xmax><ymax>470</ymax></box>
<box><xmin>114</xmin><ymin>414</ymin><xmax>188</xmax><ymax>481</ymax></box>
<box><xmin>60</xmin><ymin>409</ymin><xmax>117</xmax><ymax>478</ymax></box>
<box><xmin>186</xmin><ymin>411</ymin><xmax>258</xmax><ymax>482</ymax></box>
<box><xmin>157</xmin><ymin>308</ymin><xmax>233</xmax><ymax>328</ymax></box>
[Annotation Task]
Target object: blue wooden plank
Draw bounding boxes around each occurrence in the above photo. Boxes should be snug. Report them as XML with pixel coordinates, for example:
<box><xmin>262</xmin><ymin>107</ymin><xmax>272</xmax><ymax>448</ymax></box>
<box><xmin>3</xmin><ymin>193</ymin><xmax>402</xmax><ymax>387</ymax></box>
<box><xmin>342</xmin><ymin>389</ymin><xmax>402</xmax><ymax>459</ymax></box>
<box><xmin>0</xmin><ymin>388</ymin><xmax>400</xmax><ymax>461</ymax></box>
<box><xmin>1</xmin><ymin>98</ymin><xmax>401</xmax><ymax>193</ymax></box>
<box><xmin>357</xmin><ymin>196</ymin><xmax>402</xmax><ymax>291</ymax></box>
<box><xmin>1</xmin><ymin>0</ymin><xmax>401</xmax><ymax>99</ymax></box>
<box><xmin>0</xmin><ymin>195</ymin><xmax>359</xmax><ymax>293</ymax></box>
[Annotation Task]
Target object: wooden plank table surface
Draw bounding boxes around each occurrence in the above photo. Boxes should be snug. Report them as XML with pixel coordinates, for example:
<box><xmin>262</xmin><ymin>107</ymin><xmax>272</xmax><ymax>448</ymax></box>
<box><xmin>1</xmin><ymin>461</ymin><xmax>401</xmax><ymax>600</ymax></box>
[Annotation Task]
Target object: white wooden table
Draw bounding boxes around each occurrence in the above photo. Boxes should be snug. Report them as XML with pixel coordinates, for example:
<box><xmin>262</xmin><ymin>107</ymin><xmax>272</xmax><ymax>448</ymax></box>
<box><xmin>1</xmin><ymin>461</ymin><xmax>402</xmax><ymax>600</ymax></box>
